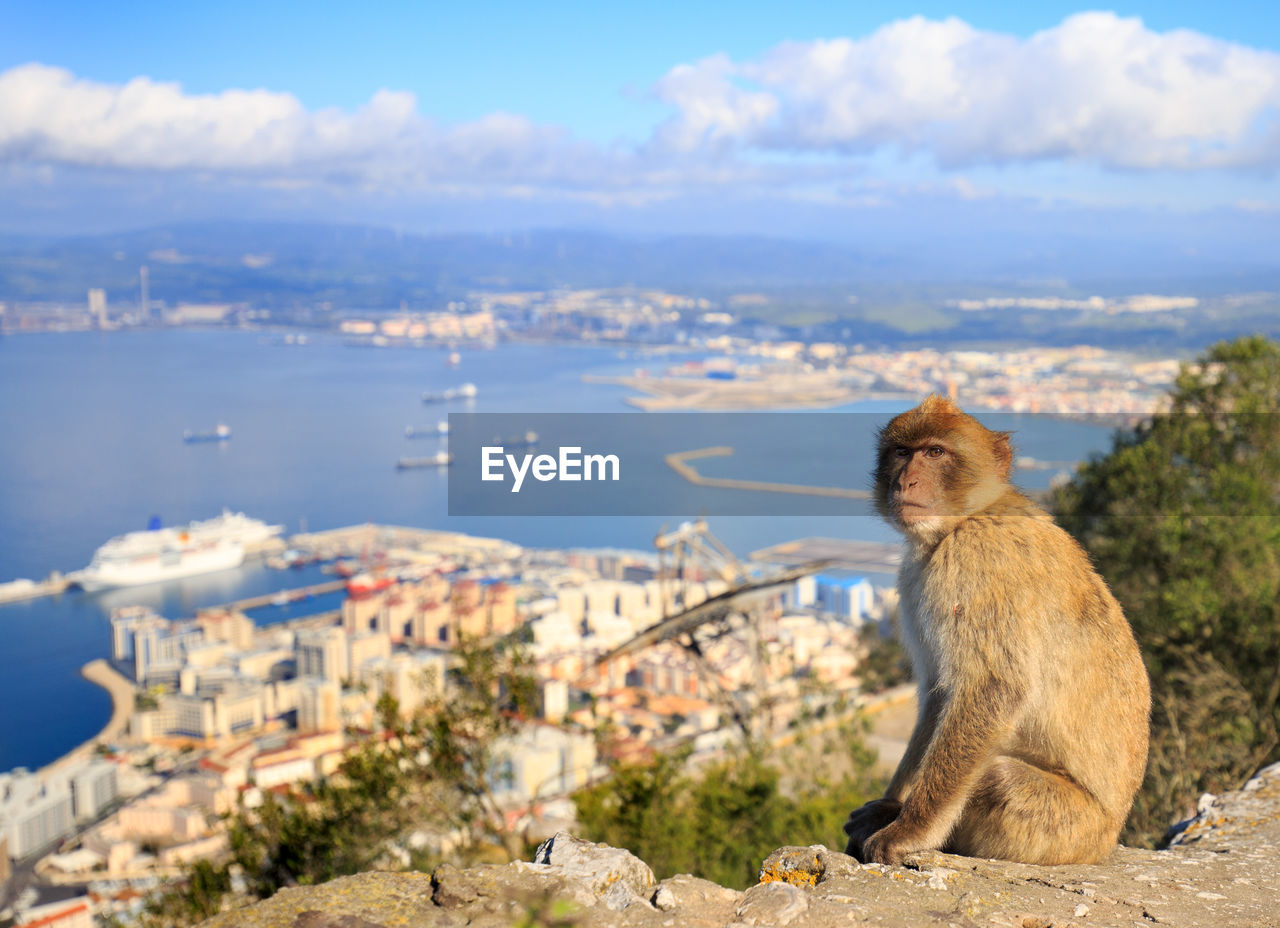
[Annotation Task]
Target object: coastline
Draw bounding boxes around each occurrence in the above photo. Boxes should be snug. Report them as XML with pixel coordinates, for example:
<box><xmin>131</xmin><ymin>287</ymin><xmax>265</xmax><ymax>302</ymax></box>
<box><xmin>38</xmin><ymin>659</ymin><xmax>135</xmax><ymax>777</ymax></box>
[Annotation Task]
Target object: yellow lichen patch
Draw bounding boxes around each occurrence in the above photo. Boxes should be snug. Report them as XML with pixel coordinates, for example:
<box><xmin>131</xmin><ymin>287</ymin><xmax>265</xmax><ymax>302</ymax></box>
<box><xmin>758</xmin><ymin>861</ymin><xmax>820</xmax><ymax>888</ymax></box>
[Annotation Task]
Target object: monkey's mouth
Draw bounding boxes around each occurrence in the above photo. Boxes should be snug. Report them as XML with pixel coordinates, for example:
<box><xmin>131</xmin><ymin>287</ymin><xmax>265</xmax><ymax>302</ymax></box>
<box><xmin>897</xmin><ymin>501</ymin><xmax>937</xmax><ymax>521</ymax></box>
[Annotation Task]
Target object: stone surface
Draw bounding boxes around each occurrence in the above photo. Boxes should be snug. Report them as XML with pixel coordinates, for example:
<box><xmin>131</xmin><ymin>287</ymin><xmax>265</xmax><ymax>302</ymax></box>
<box><xmin>203</xmin><ymin>763</ymin><xmax>1280</xmax><ymax>928</ymax></box>
<box><xmin>533</xmin><ymin>831</ymin><xmax>656</xmax><ymax>909</ymax></box>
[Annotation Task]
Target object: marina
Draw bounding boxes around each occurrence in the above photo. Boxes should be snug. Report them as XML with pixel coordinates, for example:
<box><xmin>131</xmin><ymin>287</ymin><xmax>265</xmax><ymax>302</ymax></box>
<box><xmin>194</xmin><ymin>579</ymin><xmax>346</xmax><ymax>614</ymax></box>
<box><xmin>0</xmin><ymin>514</ymin><xmax>287</xmax><ymax>602</ymax></box>
<box><xmin>0</xmin><ymin>333</ymin><xmax>1117</xmax><ymax>775</ymax></box>
<box><xmin>72</xmin><ymin>511</ymin><xmax>285</xmax><ymax>591</ymax></box>
<box><xmin>665</xmin><ymin>446</ymin><xmax>873</xmax><ymax>500</ymax></box>
<box><xmin>750</xmin><ymin>537</ymin><xmax>902</xmax><ymax>574</ymax></box>
<box><xmin>0</xmin><ymin>574</ymin><xmax>71</xmax><ymax>604</ymax></box>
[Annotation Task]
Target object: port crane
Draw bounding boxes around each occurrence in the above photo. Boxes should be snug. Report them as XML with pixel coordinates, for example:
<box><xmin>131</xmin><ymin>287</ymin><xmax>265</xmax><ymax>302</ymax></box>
<box><xmin>592</xmin><ymin>519</ymin><xmax>831</xmax><ymax>745</ymax></box>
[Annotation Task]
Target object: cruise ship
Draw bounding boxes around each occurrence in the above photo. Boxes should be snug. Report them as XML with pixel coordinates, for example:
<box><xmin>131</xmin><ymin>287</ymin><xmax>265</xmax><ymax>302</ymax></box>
<box><xmin>75</xmin><ymin>510</ymin><xmax>285</xmax><ymax>591</ymax></box>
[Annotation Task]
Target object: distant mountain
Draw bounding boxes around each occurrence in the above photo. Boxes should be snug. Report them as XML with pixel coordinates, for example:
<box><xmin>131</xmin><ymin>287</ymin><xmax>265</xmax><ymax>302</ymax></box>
<box><xmin>5</xmin><ymin>221</ymin><xmax>1280</xmax><ymax>352</ymax></box>
<box><xmin>0</xmin><ymin>222</ymin><xmax>912</xmax><ymax>308</ymax></box>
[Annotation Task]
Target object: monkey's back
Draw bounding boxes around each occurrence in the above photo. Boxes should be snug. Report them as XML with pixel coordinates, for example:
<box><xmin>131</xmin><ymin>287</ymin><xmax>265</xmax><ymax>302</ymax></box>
<box><xmin>905</xmin><ymin>499</ymin><xmax>1150</xmax><ymax>824</ymax></box>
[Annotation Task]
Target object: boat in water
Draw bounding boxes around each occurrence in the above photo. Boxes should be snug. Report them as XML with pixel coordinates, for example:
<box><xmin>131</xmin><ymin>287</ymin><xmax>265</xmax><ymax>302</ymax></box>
<box><xmin>183</xmin><ymin>423</ymin><xmax>231</xmax><ymax>443</ymax></box>
<box><xmin>421</xmin><ymin>383</ymin><xmax>477</xmax><ymax>403</ymax></box>
<box><xmin>494</xmin><ymin>430</ymin><xmax>538</xmax><ymax>449</ymax></box>
<box><xmin>396</xmin><ymin>452</ymin><xmax>452</xmax><ymax>469</ymax></box>
<box><xmin>347</xmin><ymin>573</ymin><xmax>397</xmax><ymax>597</ymax></box>
<box><xmin>404</xmin><ymin>421</ymin><xmax>450</xmax><ymax>438</ymax></box>
<box><xmin>74</xmin><ymin>510</ymin><xmax>285</xmax><ymax>591</ymax></box>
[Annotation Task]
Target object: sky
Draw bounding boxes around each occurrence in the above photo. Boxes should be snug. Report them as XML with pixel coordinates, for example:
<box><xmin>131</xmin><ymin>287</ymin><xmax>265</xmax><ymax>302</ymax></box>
<box><xmin>3</xmin><ymin>0</ymin><xmax>1280</xmax><ymax>268</ymax></box>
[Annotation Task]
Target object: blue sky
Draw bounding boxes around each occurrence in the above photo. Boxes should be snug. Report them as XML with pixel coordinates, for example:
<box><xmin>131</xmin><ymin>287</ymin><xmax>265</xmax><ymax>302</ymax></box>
<box><xmin>3</xmin><ymin>1</ymin><xmax>1280</xmax><ymax>268</ymax></box>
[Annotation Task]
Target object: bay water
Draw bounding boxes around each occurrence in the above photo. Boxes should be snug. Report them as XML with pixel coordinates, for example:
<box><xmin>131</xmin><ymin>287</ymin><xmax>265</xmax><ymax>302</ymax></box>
<box><xmin>0</xmin><ymin>331</ymin><xmax>1114</xmax><ymax>771</ymax></box>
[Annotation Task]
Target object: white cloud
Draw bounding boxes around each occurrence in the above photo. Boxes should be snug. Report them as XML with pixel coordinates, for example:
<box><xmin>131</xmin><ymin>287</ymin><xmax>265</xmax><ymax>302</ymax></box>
<box><xmin>3</xmin><ymin>10</ymin><xmax>1280</xmax><ymax>215</ymax></box>
<box><xmin>0</xmin><ymin>64</ymin><xmax>607</xmax><ymax>189</ymax></box>
<box><xmin>649</xmin><ymin>53</ymin><xmax>778</xmax><ymax>153</ymax></box>
<box><xmin>0</xmin><ymin>63</ymin><xmax>863</xmax><ymax>204</ymax></box>
<box><xmin>654</xmin><ymin>12</ymin><xmax>1280</xmax><ymax>170</ymax></box>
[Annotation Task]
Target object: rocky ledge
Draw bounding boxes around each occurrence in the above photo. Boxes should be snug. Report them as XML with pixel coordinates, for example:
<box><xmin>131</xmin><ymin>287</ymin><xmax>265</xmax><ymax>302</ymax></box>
<box><xmin>201</xmin><ymin>761</ymin><xmax>1280</xmax><ymax>928</ymax></box>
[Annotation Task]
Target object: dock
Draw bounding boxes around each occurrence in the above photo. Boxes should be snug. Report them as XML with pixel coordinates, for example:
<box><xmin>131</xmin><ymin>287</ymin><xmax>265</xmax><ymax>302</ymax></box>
<box><xmin>40</xmin><ymin>660</ymin><xmax>138</xmax><ymax>776</ymax></box>
<box><xmin>279</xmin><ymin>609</ymin><xmax>342</xmax><ymax>631</ymax></box>
<box><xmin>196</xmin><ymin>580</ymin><xmax>347</xmax><ymax>614</ymax></box>
<box><xmin>0</xmin><ymin>574</ymin><xmax>71</xmax><ymax>605</ymax></box>
<box><xmin>582</xmin><ymin>373</ymin><xmax>908</xmax><ymax>411</ymax></box>
<box><xmin>665</xmin><ymin>446</ymin><xmax>872</xmax><ymax>500</ymax></box>
<box><xmin>0</xmin><ymin>537</ymin><xmax>284</xmax><ymax>606</ymax></box>
<box><xmin>750</xmin><ymin>537</ymin><xmax>902</xmax><ymax>574</ymax></box>
<box><xmin>287</xmin><ymin>523</ymin><xmax>521</xmax><ymax>563</ymax></box>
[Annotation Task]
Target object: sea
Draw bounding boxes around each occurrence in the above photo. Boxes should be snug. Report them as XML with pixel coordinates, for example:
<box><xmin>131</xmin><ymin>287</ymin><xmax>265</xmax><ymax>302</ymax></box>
<box><xmin>0</xmin><ymin>330</ymin><xmax>1117</xmax><ymax>772</ymax></box>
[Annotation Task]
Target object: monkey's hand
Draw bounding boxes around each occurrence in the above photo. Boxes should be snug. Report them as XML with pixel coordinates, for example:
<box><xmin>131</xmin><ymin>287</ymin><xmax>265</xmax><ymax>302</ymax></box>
<box><xmin>861</xmin><ymin>820</ymin><xmax>930</xmax><ymax>866</ymax></box>
<box><xmin>842</xmin><ymin>798</ymin><xmax>902</xmax><ymax>860</ymax></box>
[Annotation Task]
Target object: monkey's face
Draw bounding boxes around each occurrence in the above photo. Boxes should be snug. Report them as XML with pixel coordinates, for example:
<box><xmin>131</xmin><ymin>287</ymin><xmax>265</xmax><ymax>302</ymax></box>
<box><xmin>877</xmin><ymin>440</ymin><xmax>956</xmax><ymax>529</ymax></box>
<box><xmin>873</xmin><ymin>396</ymin><xmax>1013</xmax><ymax>535</ymax></box>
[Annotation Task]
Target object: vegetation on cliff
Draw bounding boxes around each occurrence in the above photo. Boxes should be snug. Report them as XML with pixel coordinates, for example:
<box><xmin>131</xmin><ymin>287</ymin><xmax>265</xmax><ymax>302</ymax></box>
<box><xmin>134</xmin><ymin>639</ymin><xmax>537</xmax><ymax>927</ymax></box>
<box><xmin>574</xmin><ymin>717</ymin><xmax>882</xmax><ymax>889</ymax></box>
<box><xmin>1053</xmin><ymin>334</ymin><xmax>1280</xmax><ymax>845</ymax></box>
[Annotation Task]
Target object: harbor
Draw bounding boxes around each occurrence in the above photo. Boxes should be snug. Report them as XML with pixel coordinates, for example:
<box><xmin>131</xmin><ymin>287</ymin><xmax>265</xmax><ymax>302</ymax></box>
<box><xmin>194</xmin><ymin>579</ymin><xmax>346</xmax><ymax>614</ymax></box>
<box><xmin>39</xmin><ymin>660</ymin><xmax>136</xmax><ymax>778</ymax></box>
<box><xmin>0</xmin><ymin>574</ymin><xmax>71</xmax><ymax>604</ymax></box>
<box><xmin>665</xmin><ymin>446</ymin><xmax>873</xmax><ymax>500</ymax></box>
<box><xmin>750</xmin><ymin>537</ymin><xmax>902</xmax><ymax>574</ymax></box>
<box><xmin>0</xmin><ymin>520</ymin><xmax>287</xmax><ymax>604</ymax></box>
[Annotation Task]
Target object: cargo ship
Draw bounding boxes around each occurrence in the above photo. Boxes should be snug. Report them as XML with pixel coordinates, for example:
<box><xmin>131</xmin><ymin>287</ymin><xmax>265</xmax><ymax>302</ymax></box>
<box><xmin>405</xmin><ymin>421</ymin><xmax>450</xmax><ymax>438</ymax></box>
<box><xmin>74</xmin><ymin>510</ymin><xmax>284</xmax><ymax>591</ymax></box>
<box><xmin>183</xmin><ymin>423</ymin><xmax>232</xmax><ymax>443</ymax></box>
<box><xmin>396</xmin><ymin>452</ymin><xmax>452</xmax><ymax>469</ymax></box>
<box><xmin>346</xmin><ymin>573</ymin><xmax>397</xmax><ymax>597</ymax></box>
<box><xmin>421</xmin><ymin>383</ymin><xmax>477</xmax><ymax>403</ymax></box>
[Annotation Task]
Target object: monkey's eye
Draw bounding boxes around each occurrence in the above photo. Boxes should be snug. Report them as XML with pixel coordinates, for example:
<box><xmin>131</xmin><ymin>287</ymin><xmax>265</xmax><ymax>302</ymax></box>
<box><xmin>926</xmin><ymin>446</ymin><xmax>945</xmax><ymax>458</ymax></box>
<box><xmin>894</xmin><ymin>447</ymin><xmax>910</xmax><ymax>458</ymax></box>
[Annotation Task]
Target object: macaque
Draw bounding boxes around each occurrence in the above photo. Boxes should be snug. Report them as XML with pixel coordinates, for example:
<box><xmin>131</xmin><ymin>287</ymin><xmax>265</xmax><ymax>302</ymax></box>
<box><xmin>844</xmin><ymin>396</ymin><xmax>1149</xmax><ymax>866</ymax></box>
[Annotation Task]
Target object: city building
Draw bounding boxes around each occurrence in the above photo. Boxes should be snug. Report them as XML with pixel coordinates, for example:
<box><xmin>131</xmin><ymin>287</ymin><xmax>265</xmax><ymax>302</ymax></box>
<box><xmin>87</xmin><ymin>288</ymin><xmax>107</xmax><ymax>328</ymax></box>
<box><xmin>198</xmin><ymin>610</ymin><xmax>255</xmax><ymax>650</ymax></box>
<box><xmin>111</xmin><ymin>608</ymin><xmax>204</xmax><ymax>684</ymax></box>
<box><xmin>69</xmin><ymin>760</ymin><xmax>118</xmax><ymax>822</ymax></box>
<box><xmin>348</xmin><ymin>629</ymin><xmax>392</xmax><ymax>671</ymax></box>
<box><xmin>15</xmin><ymin>895</ymin><xmax>93</xmax><ymax>928</ymax></box>
<box><xmin>297</xmin><ymin>678</ymin><xmax>341</xmax><ymax>733</ymax></box>
<box><xmin>134</xmin><ymin>686</ymin><xmax>265</xmax><ymax>742</ymax></box>
<box><xmin>815</xmin><ymin>575</ymin><xmax>874</xmax><ymax>624</ymax></box>
<box><xmin>489</xmin><ymin>724</ymin><xmax>598</xmax><ymax>803</ymax></box>
<box><xmin>0</xmin><ymin>770</ymin><xmax>74</xmax><ymax>859</ymax></box>
<box><xmin>295</xmin><ymin>626</ymin><xmax>349</xmax><ymax>684</ymax></box>
<box><xmin>358</xmin><ymin>651</ymin><xmax>445</xmax><ymax>718</ymax></box>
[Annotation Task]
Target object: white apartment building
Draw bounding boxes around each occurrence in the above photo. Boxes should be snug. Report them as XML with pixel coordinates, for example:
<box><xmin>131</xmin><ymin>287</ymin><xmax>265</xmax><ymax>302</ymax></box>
<box><xmin>489</xmin><ymin>725</ymin><xmax>597</xmax><ymax>803</ymax></box>
<box><xmin>0</xmin><ymin>770</ymin><xmax>74</xmax><ymax>859</ymax></box>
<box><xmin>69</xmin><ymin>760</ymin><xmax>117</xmax><ymax>822</ymax></box>
<box><xmin>295</xmin><ymin>626</ymin><xmax>349</xmax><ymax>684</ymax></box>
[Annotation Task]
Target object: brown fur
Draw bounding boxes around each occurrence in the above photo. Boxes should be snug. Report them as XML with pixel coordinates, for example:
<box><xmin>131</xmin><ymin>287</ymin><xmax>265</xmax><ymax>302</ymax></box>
<box><xmin>844</xmin><ymin>396</ymin><xmax>1150</xmax><ymax>866</ymax></box>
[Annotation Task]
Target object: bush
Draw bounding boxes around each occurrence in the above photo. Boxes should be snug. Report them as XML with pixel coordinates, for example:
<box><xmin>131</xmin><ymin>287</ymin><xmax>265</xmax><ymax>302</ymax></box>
<box><xmin>1053</xmin><ymin>335</ymin><xmax>1280</xmax><ymax>845</ymax></box>
<box><xmin>574</xmin><ymin>719</ymin><xmax>881</xmax><ymax>889</ymax></box>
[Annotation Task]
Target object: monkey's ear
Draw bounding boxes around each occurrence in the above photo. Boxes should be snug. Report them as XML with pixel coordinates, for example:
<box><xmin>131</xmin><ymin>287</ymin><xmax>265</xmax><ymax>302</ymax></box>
<box><xmin>992</xmin><ymin>431</ymin><xmax>1013</xmax><ymax>478</ymax></box>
